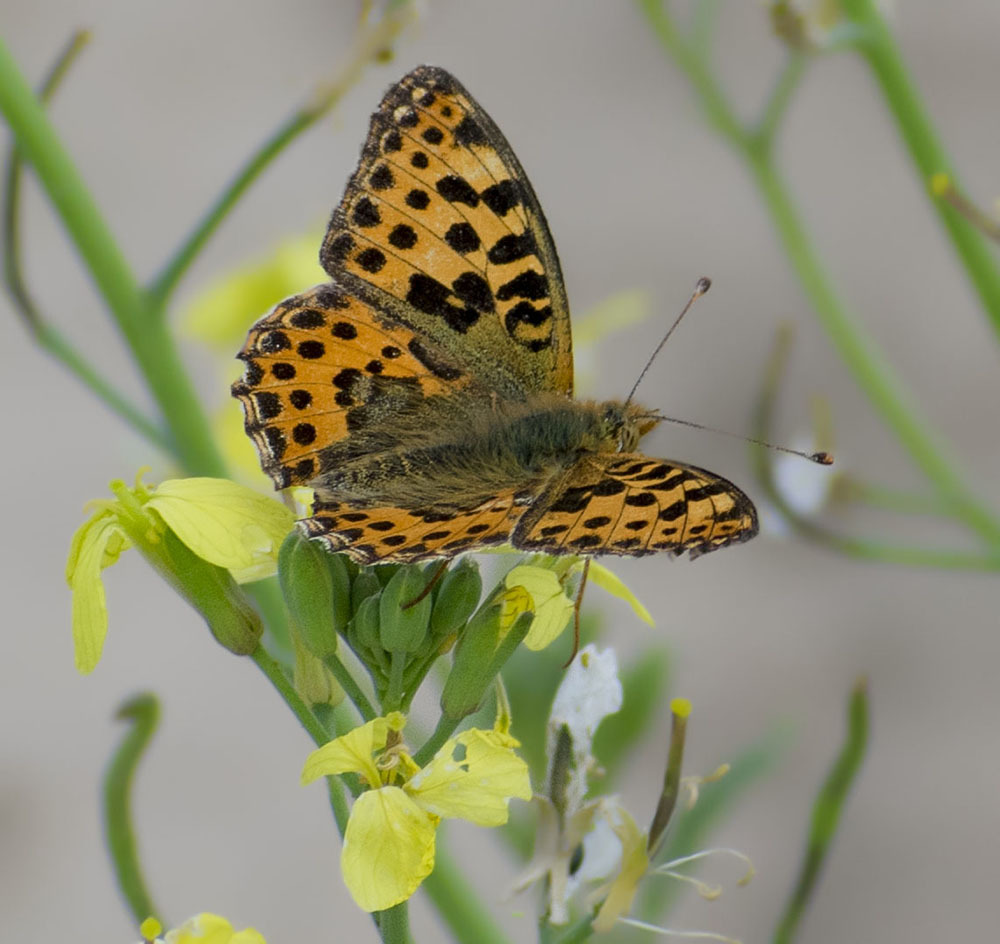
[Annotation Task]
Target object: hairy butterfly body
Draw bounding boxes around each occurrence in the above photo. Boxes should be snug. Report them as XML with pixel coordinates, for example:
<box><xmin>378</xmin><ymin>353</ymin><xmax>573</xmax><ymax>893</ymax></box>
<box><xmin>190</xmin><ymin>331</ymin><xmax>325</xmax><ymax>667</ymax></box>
<box><xmin>233</xmin><ymin>66</ymin><xmax>758</xmax><ymax>563</ymax></box>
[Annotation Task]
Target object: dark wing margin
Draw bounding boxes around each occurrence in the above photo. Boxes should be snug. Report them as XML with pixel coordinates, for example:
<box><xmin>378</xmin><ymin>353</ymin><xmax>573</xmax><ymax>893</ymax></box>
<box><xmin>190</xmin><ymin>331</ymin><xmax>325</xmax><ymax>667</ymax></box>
<box><xmin>512</xmin><ymin>454</ymin><xmax>758</xmax><ymax>559</ymax></box>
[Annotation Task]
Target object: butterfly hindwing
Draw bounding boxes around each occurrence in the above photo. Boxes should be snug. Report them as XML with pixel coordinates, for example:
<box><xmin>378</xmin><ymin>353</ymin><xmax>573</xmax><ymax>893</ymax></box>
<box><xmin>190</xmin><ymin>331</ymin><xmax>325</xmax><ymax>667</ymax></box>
<box><xmin>233</xmin><ymin>283</ymin><xmax>472</xmax><ymax>489</ymax></box>
<box><xmin>302</xmin><ymin>492</ymin><xmax>524</xmax><ymax>564</ymax></box>
<box><xmin>514</xmin><ymin>455</ymin><xmax>758</xmax><ymax>558</ymax></box>
<box><xmin>321</xmin><ymin>65</ymin><xmax>574</xmax><ymax>399</ymax></box>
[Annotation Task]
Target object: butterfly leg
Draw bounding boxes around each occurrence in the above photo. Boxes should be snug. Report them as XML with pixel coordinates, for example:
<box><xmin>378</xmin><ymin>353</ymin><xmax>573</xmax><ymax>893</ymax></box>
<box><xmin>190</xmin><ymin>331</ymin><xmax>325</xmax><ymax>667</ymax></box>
<box><xmin>562</xmin><ymin>558</ymin><xmax>591</xmax><ymax>669</ymax></box>
<box><xmin>401</xmin><ymin>559</ymin><xmax>450</xmax><ymax>610</ymax></box>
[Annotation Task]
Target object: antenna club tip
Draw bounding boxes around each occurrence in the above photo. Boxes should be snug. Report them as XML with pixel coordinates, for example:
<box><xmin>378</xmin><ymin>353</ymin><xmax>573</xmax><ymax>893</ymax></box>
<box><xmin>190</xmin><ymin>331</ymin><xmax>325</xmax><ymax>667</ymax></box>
<box><xmin>810</xmin><ymin>451</ymin><xmax>834</xmax><ymax>465</ymax></box>
<box><xmin>695</xmin><ymin>276</ymin><xmax>712</xmax><ymax>295</ymax></box>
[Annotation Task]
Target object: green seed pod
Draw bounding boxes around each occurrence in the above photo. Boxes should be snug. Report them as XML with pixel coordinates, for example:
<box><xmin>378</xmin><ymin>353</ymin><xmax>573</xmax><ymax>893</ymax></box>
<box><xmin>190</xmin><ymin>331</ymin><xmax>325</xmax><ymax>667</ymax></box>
<box><xmin>374</xmin><ymin>562</ymin><xmax>403</xmax><ymax>588</ymax></box>
<box><xmin>350</xmin><ymin>568</ymin><xmax>382</xmax><ymax>616</ymax></box>
<box><xmin>278</xmin><ymin>532</ymin><xmax>337</xmax><ymax>658</ymax></box>
<box><xmin>350</xmin><ymin>593</ymin><xmax>382</xmax><ymax>656</ymax></box>
<box><xmin>378</xmin><ymin>564</ymin><xmax>432</xmax><ymax>653</ymax></box>
<box><xmin>430</xmin><ymin>560</ymin><xmax>482</xmax><ymax>639</ymax></box>
<box><xmin>440</xmin><ymin>590</ymin><xmax>534</xmax><ymax>721</ymax></box>
<box><xmin>324</xmin><ymin>551</ymin><xmax>353</xmax><ymax>634</ymax></box>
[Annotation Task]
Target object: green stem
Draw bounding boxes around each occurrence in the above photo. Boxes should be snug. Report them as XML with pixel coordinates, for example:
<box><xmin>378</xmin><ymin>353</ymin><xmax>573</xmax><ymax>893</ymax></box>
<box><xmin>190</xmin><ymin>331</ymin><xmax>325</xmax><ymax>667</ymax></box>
<box><xmin>751</xmin><ymin>51</ymin><xmax>807</xmax><ymax>154</ymax></box>
<box><xmin>412</xmin><ymin>713</ymin><xmax>463</xmax><ymax>768</ymax></box>
<box><xmin>375</xmin><ymin>902</ymin><xmax>412</xmax><ymax>944</ymax></box>
<box><xmin>102</xmin><ymin>693</ymin><xmax>164</xmax><ymax>927</ymax></box>
<box><xmin>773</xmin><ymin>678</ymin><xmax>870</xmax><ymax>944</ymax></box>
<box><xmin>838</xmin><ymin>0</ymin><xmax>1000</xmax><ymax>340</ymax></box>
<box><xmin>637</xmin><ymin>0</ymin><xmax>1000</xmax><ymax>548</ymax></box>
<box><xmin>548</xmin><ymin>917</ymin><xmax>596</xmax><ymax>944</ymax></box>
<box><xmin>646</xmin><ymin>701</ymin><xmax>688</xmax><ymax>857</ymax></box>
<box><xmin>383</xmin><ymin>649</ymin><xmax>406</xmax><ymax>713</ymax></box>
<box><xmin>147</xmin><ymin>5</ymin><xmax>414</xmax><ymax>307</ymax></box>
<box><xmin>837</xmin><ymin>479</ymin><xmax>957</xmax><ymax>517</ymax></box>
<box><xmin>0</xmin><ymin>38</ymin><xmax>226</xmax><ymax>476</ymax></box>
<box><xmin>1</xmin><ymin>33</ymin><xmax>170</xmax><ymax>453</ymax></box>
<box><xmin>422</xmin><ymin>831</ymin><xmax>513</xmax><ymax>944</ymax></box>
<box><xmin>323</xmin><ymin>651</ymin><xmax>378</xmax><ymax>722</ymax></box>
<box><xmin>753</xmin><ymin>328</ymin><xmax>1000</xmax><ymax>570</ymax></box>
<box><xmin>747</xmin><ymin>154</ymin><xmax>1000</xmax><ymax>546</ymax></box>
<box><xmin>252</xmin><ymin>646</ymin><xmax>350</xmax><ymax>835</ymax></box>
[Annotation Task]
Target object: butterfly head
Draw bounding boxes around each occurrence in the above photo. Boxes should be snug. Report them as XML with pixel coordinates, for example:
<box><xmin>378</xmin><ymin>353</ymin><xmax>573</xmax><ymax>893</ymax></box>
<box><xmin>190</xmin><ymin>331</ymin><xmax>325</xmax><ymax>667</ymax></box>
<box><xmin>598</xmin><ymin>401</ymin><xmax>660</xmax><ymax>453</ymax></box>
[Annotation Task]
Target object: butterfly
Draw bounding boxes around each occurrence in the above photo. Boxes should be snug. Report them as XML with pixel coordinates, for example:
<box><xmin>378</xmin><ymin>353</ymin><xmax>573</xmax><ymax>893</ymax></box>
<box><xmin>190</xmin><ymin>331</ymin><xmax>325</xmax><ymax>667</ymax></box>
<box><xmin>232</xmin><ymin>66</ymin><xmax>758</xmax><ymax>564</ymax></box>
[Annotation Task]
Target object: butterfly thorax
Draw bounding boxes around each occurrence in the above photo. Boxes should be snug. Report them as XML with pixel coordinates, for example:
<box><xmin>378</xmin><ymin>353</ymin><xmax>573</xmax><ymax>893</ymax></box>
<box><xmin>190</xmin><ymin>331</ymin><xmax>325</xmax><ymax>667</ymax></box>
<box><xmin>308</xmin><ymin>393</ymin><xmax>652</xmax><ymax>513</ymax></box>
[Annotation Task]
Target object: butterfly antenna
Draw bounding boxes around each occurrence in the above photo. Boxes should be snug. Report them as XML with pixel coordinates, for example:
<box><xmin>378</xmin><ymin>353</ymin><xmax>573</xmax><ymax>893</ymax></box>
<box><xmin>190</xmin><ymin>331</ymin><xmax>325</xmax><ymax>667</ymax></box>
<box><xmin>625</xmin><ymin>277</ymin><xmax>712</xmax><ymax>407</ymax></box>
<box><xmin>649</xmin><ymin>414</ymin><xmax>833</xmax><ymax>464</ymax></box>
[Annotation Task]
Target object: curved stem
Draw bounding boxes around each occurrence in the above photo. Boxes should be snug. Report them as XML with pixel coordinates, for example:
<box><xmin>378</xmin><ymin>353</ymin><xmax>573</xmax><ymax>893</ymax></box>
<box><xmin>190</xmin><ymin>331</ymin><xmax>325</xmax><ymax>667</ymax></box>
<box><xmin>838</xmin><ymin>0</ymin><xmax>1000</xmax><ymax>340</ymax></box>
<box><xmin>422</xmin><ymin>830</ymin><xmax>513</xmax><ymax>944</ymax></box>
<box><xmin>252</xmin><ymin>646</ymin><xmax>350</xmax><ymax>834</ymax></box>
<box><xmin>103</xmin><ymin>693</ymin><xmax>164</xmax><ymax>927</ymax></box>
<box><xmin>752</xmin><ymin>327</ymin><xmax>1000</xmax><ymax>570</ymax></box>
<box><xmin>323</xmin><ymin>651</ymin><xmax>377</xmax><ymax>722</ymax></box>
<box><xmin>746</xmin><ymin>154</ymin><xmax>1000</xmax><ymax>546</ymax></box>
<box><xmin>147</xmin><ymin>4</ymin><xmax>414</xmax><ymax>307</ymax></box>
<box><xmin>1</xmin><ymin>33</ymin><xmax>170</xmax><ymax>452</ymax></box>
<box><xmin>751</xmin><ymin>51</ymin><xmax>807</xmax><ymax>155</ymax></box>
<box><xmin>637</xmin><ymin>0</ymin><xmax>1000</xmax><ymax>548</ymax></box>
<box><xmin>412</xmin><ymin>713</ymin><xmax>462</xmax><ymax>768</ymax></box>
<box><xmin>375</xmin><ymin>902</ymin><xmax>412</xmax><ymax>944</ymax></box>
<box><xmin>773</xmin><ymin>678</ymin><xmax>869</xmax><ymax>944</ymax></box>
<box><xmin>0</xmin><ymin>37</ymin><xmax>226</xmax><ymax>476</ymax></box>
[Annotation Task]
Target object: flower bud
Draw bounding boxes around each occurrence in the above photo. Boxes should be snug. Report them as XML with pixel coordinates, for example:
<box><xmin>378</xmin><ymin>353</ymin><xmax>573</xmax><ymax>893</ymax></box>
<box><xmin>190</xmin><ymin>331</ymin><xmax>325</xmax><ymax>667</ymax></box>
<box><xmin>325</xmin><ymin>551</ymin><xmax>353</xmax><ymax>633</ymax></box>
<box><xmin>350</xmin><ymin>593</ymin><xmax>382</xmax><ymax>656</ymax></box>
<box><xmin>374</xmin><ymin>563</ymin><xmax>403</xmax><ymax>587</ymax></box>
<box><xmin>429</xmin><ymin>560</ymin><xmax>482</xmax><ymax>639</ymax></box>
<box><xmin>278</xmin><ymin>532</ymin><xmax>338</xmax><ymax>658</ymax></box>
<box><xmin>351</xmin><ymin>568</ymin><xmax>382</xmax><ymax>616</ymax></box>
<box><xmin>440</xmin><ymin>588</ymin><xmax>534</xmax><ymax>722</ymax></box>
<box><xmin>378</xmin><ymin>565</ymin><xmax>431</xmax><ymax>653</ymax></box>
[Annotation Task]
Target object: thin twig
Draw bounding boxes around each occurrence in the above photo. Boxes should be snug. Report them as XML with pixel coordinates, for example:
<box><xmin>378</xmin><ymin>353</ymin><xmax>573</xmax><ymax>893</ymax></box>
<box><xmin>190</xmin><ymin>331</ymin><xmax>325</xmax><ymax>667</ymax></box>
<box><xmin>147</xmin><ymin>4</ymin><xmax>415</xmax><ymax>308</ymax></box>
<box><xmin>1</xmin><ymin>32</ymin><xmax>170</xmax><ymax>451</ymax></box>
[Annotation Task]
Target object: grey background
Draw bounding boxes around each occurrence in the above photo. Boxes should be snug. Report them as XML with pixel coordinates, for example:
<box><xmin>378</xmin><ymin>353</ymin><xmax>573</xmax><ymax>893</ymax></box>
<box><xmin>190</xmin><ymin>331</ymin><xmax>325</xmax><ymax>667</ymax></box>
<box><xmin>3</xmin><ymin>2</ymin><xmax>999</xmax><ymax>942</ymax></box>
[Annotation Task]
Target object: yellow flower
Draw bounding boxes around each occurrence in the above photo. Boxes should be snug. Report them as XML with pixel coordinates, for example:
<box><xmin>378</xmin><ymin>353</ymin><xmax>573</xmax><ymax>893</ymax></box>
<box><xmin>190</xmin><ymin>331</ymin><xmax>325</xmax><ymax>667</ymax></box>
<box><xmin>302</xmin><ymin>712</ymin><xmax>532</xmax><ymax>912</ymax></box>
<box><xmin>148</xmin><ymin>477</ymin><xmax>294</xmax><ymax>582</ymax></box>
<box><xmin>162</xmin><ymin>913</ymin><xmax>266</xmax><ymax>944</ymax></box>
<box><xmin>66</xmin><ymin>473</ymin><xmax>293</xmax><ymax>673</ymax></box>
<box><xmin>180</xmin><ymin>234</ymin><xmax>324</xmax><ymax>352</ymax></box>
<box><xmin>504</xmin><ymin>560</ymin><xmax>652</xmax><ymax>650</ymax></box>
<box><xmin>504</xmin><ymin>565</ymin><xmax>574</xmax><ymax>650</ymax></box>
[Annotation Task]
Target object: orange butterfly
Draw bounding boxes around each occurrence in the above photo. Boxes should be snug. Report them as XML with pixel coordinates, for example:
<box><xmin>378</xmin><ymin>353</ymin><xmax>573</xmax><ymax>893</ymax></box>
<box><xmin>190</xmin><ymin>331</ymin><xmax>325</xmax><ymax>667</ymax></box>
<box><xmin>233</xmin><ymin>66</ymin><xmax>758</xmax><ymax>564</ymax></box>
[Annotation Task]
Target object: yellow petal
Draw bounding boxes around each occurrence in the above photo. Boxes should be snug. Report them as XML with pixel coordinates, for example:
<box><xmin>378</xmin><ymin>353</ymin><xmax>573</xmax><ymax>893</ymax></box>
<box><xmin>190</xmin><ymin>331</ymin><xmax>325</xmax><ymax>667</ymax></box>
<box><xmin>341</xmin><ymin>786</ymin><xmax>436</xmax><ymax>912</ymax></box>
<box><xmin>574</xmin><ymin>290</ymin><xmax>651</xmax><ymax>347</ymax></box>
<box><xmin>592</xmin><ymin>803</ymin><xmax>650</xmax><ymax>933</ymax></box>
<box><xmin>301</xmin><ymin>712</ymin><xmax>407</xmax><ymax>787</ymax></box>
<box><xmin>148</xmin><ymin>478</ymin><xmax>294</xmax><ymax>582</ymax></box>
<box><xmin>588</xmin><ymin>563</ymin><xmax>653</xmax><ymax>626</ymax></box>
<box><xmin>505</xmin><ymin>565</ymin><xmax>574</xmax><ymax>650</ymax></box>
<box><xmin>407</xmin><ymin>728</ymin><xmax>532</xmax><ymax>826</ymax></box>
<box><xmin>66</xmin><ymin>513</ymin><xmax>129</xmax><ymax>674</ymax></box>
<box><xmin>164</xmin><ymin>913</ymin><xmax>266</xmax><ymax>944</ymax></box>
<box><xmin>180</xmin><ymin>234</ymin><xmax>324</xmax><ymax>350</ymax></box>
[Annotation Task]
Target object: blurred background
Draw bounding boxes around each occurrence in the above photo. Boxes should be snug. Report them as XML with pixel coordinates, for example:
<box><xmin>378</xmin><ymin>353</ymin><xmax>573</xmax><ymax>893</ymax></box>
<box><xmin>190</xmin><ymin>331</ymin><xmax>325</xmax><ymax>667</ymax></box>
<box><xmin>2</xmin><ymin>2</ymin><xmax>999</xmax><ymax>942</ymax></box>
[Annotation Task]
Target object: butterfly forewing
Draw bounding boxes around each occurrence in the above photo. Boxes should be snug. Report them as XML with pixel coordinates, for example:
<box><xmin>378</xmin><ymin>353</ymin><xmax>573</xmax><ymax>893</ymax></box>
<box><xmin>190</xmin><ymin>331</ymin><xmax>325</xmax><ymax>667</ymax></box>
<box><xmin>233</xmin><ymin>283</ymin><xmax>471</xmax><ymax>489</ymax></box>
<box><xmin>321</xmin><ymin>65</ymin><xmax>573</xmax><ymax>399</ymax></box>
<box><xmin>514</xmin><ymin>456</ymin><xmax>758</xmax><ymax>558</ymax></box>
